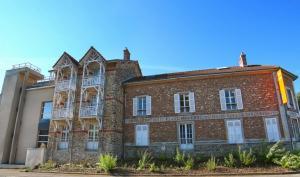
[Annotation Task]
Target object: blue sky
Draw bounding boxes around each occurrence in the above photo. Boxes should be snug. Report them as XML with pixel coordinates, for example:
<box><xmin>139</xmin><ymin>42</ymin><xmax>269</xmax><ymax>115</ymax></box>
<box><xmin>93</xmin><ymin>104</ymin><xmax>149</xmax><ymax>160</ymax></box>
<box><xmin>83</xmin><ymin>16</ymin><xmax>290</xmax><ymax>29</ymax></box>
<box><xmin>0</xmin><ymin>0</ymin><xmax>300</xmax><ymax>91</ymax></box>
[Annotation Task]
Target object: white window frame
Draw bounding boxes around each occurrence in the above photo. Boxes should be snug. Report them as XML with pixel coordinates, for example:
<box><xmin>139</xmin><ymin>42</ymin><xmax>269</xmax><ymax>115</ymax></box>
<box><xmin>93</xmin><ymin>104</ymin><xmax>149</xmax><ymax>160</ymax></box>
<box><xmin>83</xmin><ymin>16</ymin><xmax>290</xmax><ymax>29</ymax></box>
<box><xmin>86</xmin><ymin>124</ymin><xmax>99</xmax><ymax>151</ymax></box>
<box><xmin>133</xmin><ymin>95</ymin><xmax>151</xmax><ymax>116</ymax></box>
<box><xmin>264</xmin><ymin>117</ymin><xmax>281</xmax><ymax>142</ymax></box>
<box><xmin>224</xmin><ymin>89</ymin><xmax>238</xmax><ymax>110</ymax></box>
<box><xmin>137</xmin><ymin>96</ymin><xmax>147</xmax><ymax>116</ymax></box>
<box><xmin>226</xmin><ymin>119</ymin><xmax>244</xmax><ymax>144</ymax></box>
<box><xmin>286</xmin><ymin>87</ymin><xmax>296</xmax><ymax>109</ymax></box>
<box><xmin>174</xmin><ymin>92</ymin><xmax>195</xmax><ymax>113</ymax></box>
<box><xmin>58</xmin><ymin>126</ymin><xmax>69</xmax><ymax>150</ymax></box>
<box><xmin>177</xmin><ymin>122</ymin><xmax>194</xmax><ymax>150</ymax></box>
<box><xmin>135</xmin><ymin>124</ymin><xmax>149</xmax><ymax>146</ymax></box>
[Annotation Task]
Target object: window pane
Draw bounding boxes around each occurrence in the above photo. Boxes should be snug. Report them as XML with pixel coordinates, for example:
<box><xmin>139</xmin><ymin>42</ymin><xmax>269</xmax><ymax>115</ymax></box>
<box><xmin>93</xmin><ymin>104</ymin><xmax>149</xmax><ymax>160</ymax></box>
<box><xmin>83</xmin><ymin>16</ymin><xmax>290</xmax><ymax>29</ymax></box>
<box><xmin>225</xmin><ymin>90</ymin><xmax>229</xmax><ymax>97</ymax></box>
<box><xmin>42</xmin><ymin>102</ymin><xmax>52</xmax><ymax>119</ymax></box>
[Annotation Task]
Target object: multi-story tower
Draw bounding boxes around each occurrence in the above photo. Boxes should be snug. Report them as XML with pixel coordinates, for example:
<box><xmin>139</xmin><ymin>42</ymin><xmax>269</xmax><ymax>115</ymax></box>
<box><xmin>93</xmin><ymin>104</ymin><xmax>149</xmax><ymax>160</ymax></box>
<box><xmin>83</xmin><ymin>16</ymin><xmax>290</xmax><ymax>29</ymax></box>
<box><xmin>48</xmin><ymin>52</ymin><xmax>78</xmax><ymax>161</ymax></box>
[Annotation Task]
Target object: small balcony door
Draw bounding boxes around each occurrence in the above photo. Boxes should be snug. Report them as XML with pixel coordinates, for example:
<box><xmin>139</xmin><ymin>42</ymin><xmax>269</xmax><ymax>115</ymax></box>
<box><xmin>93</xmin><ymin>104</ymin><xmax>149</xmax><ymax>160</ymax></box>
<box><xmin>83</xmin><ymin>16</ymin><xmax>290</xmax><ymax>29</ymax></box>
<box><xmin>265</xmin><ymin>118</ymin><xmax>280</xmax><ymax>142</ymax></box>
<box><xmin>179</xmin><ymin>123</ymin><xmax>193</xmax><ymax>150</ymax></box>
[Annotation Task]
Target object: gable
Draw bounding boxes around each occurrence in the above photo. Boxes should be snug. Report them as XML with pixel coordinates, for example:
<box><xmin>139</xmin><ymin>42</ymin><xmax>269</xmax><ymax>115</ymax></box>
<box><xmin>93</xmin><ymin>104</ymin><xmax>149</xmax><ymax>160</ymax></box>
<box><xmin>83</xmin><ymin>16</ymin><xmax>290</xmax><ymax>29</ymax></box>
<box><xmin>79</xmin><ymin>46</ymin><xmax>106</xmax><ymax>65</ymax></box>
<box><xmin>52</xmin><ymin>52</ymin><xmax>78</xmax><ymax>69</ymax></box>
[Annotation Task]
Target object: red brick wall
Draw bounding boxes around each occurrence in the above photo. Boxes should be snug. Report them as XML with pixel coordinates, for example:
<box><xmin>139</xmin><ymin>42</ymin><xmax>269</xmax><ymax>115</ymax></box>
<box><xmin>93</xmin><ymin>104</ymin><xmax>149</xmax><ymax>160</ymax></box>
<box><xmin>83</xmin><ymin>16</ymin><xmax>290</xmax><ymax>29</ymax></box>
<box><xmin>125</xmin><ymin>73</ymin><xmax>279</xmax><ymax>118</ymax></box>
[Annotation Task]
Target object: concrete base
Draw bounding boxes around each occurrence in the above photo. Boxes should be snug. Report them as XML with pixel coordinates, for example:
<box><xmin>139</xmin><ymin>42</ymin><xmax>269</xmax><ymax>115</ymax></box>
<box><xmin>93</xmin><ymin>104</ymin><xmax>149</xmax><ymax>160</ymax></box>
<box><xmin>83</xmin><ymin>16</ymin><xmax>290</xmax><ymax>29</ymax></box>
<box><xmin>25</xmin><ymin>148</ymin><xmax>46</xmax><ymax>168</ymax></box>
<box><xmin>0</xmin><ymin>164</ymin><xmax>25</xmax><ymax>169</ymax></box>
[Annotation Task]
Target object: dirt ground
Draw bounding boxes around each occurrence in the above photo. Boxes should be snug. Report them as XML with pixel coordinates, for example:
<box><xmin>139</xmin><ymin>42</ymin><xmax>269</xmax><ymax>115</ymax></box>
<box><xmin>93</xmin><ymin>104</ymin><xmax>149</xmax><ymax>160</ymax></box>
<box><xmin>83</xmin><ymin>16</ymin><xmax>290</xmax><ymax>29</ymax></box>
<box><xmin>1</xmin><ymin>169</ymin><xmax>300</xmax><ymax>177</ymax></box>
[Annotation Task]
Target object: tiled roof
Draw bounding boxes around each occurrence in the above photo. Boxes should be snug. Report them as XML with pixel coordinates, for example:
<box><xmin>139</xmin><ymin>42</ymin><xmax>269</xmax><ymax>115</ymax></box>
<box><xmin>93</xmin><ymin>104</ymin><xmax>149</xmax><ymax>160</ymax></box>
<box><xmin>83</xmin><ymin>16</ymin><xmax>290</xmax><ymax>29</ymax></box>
<box><xmin>124</xmin><ymin>65</ymin><xmax>297</xmax><ymax>83</ymax></box>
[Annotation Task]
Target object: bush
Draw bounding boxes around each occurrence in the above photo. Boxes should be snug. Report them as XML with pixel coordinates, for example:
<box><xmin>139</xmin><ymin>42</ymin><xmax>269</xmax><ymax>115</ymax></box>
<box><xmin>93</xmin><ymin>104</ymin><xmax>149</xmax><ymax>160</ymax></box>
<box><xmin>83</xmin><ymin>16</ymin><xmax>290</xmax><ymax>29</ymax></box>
<box><xmin>97</xmin><ymin>154</ymin><xmax>117</xmax><ymax>173</ymax></box>
<box><xmin>224</xmin><ymin>153</ymin><xmax>236</xmax><ymax>168</ymax></box>
<box><xmin>278</xmin><ymin>153</ymin><xmax>300</xmax><ymax>169</ymax></box>
<box><xmin>137</xmin><ymin>151</ymin><xmax>153</xmax><ymax>170</ymax></box>
<box><xmin>184</xmin><ymin>156</ymin><xmax>194</xmax><ymax>170</ymax></box>
<box><xmin>254</xmin><ymin>141</ymin><xmax>271</xmax><ymax>164</ymax></box>
<box><xmin>174</xmin><ymin>148</ymin><xmax>185</xmax><ymax>166</ymax></box>
<box><xmin>149</xmin><ymin>163</ymin><xmax>159</xmax><ymax>172</ymax></box>
<box><xmin>206</xmin><ymin>156</ymin><xmax>217</xmax><ymax>171</ymax></box>
<box><xmin>266</xmin><ymin>141</ymin><xmax>287</xmax><ymax>164</ymax></box>
<box><xmin>238</xmin><ymin>147</ymin><xmax>256</xmax><ymax>166</ymax></box>
<box><xmin>39</xmin><ymin>160</ymin><xmax>57</xmax><ymax>170</ymax></box>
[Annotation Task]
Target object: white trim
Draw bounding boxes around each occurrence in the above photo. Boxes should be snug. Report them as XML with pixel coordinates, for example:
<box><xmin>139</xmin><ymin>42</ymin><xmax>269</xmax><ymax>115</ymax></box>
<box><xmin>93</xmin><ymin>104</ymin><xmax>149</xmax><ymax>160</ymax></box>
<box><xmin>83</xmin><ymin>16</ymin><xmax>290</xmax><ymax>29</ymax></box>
<box><xmin>225</xmin><ymin>119</ymin><xmax>244</xmax><ymax>144</ymax></box>
<box><xmin>264</xmin><ymin>117</ymin><xmax>281</xmax><ymax>142</ymax></box>
<box><xmin>135</xmin><ymin>124</ymin><xmax>149</xmax><ymax>146</ymax></box>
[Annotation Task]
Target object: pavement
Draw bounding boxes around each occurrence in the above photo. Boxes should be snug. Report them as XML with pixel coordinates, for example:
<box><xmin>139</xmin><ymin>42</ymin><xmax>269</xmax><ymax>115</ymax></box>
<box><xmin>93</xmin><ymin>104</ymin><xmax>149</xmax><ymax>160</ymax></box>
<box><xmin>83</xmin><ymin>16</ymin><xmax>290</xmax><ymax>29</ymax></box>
<box><xmin>1</xmin><ymin>169</ymin><xmax>300</xmax><ymax>177</ymax></box>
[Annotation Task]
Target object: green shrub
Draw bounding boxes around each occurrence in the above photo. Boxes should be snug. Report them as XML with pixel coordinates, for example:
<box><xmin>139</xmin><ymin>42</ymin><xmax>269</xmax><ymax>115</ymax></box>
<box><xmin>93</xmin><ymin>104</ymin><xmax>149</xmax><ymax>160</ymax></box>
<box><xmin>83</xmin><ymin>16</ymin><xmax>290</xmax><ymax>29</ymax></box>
<box><xmin>266</xmin><ymin>141</ymin><xmax>287</xmax><ymax>164</ymax></box>
<box><xmin>206</xmin><ymin>156</ymin><xmax>217</xmax><ymax>171</ymax></box>
<box><xmin>254</xmin><ymin>141</ymin><xmax>271</xmax><ymax>164</ymax></box>
<box><xmin>39</xmin><ymin>160</ymin><xmax>57</xmax><ymax>170</ymax></box>
<box><xmin>149</xmin><ymin>163</ymin><xmax>159</xmax><ymax>172</ymax></box>
<box><xmin>97</xmin><ymin>154</ymin><xmax>117</xmax><ymax>173</ymax></box>
<box><xmin>174</xmin><ymin>148</ymin><xmax>185</xmax><ymax>166</ymax></box>
<box><xmin>279</xmin><ymin>153</ymin><xmax>300</xmax><ymax>169</ymax></box>
<box><xmin>224</xmin><ymin>153</ymin><xmax>236</xmax><ymax>167</ymax></box>
<box><xmin>238</xmin><ymin>147</ymin><xmax>256</xmax><ymax>166</ymax></box>
<box><xmin>184</xmin><ymin>156</ymin><xmax>194</xmax><ymax>170</ymax></box>
<box><xmin>137</xmin><ymin>151</ymin><xmax>153</xmax><ymax>170</ymax></box>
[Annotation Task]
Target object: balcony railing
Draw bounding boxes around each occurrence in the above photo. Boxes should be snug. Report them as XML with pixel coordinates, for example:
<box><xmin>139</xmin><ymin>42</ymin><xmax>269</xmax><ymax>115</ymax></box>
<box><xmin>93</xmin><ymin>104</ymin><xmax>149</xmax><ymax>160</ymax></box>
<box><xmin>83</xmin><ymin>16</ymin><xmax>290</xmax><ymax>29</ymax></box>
<box><xmin>56</xmin><ymin>79</ymin><xmax>76</xmax><ymax>91</ymax></box>
<box><xmin>79</xmin><ymin>106</ymin><xmax>102</xmax><ymax>118</ymax></box>
<box><xmin>82</xmin><ymin>76</ymin><xmax>104</xmax><ymax>87</ymax></box>
<box><xmin>53</xmin><ymin>108</ymin><xmax>73</xmax><ymax>119</ymax></box>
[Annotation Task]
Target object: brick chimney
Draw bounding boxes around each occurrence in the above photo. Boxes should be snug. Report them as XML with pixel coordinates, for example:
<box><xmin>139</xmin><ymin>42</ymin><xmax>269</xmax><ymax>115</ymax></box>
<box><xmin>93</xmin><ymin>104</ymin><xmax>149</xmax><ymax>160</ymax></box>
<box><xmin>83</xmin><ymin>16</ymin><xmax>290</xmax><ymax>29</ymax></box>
<box><xmin>123</xmin><ymin>47</ymin><xmax>130</xmax><ymax>60</ymax></box>
<box><xmin>239</xmin><ymin>52</ymin><xmax>247</xmax><ymax>67</ymax></box>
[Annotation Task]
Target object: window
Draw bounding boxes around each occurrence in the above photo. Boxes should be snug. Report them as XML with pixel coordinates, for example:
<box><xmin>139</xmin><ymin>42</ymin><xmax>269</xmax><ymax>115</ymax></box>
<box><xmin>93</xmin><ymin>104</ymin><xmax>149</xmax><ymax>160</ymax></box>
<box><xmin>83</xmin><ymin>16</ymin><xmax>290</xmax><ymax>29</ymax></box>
<box><xmin>286</xmin><ymin>87</ymin><xmax>296</xmax><ymax>109</ymax></box>
<box><xmin>226</xmin><ymin>119</ymin><xmax>243</xmax><ymax>144</ymax></box>
<box><xmin>137</xmin><ymin>96</ymin><xmax>146</xmax><ymax>116</ymax></box>
<box><xmin>219</xmin><ymin>89</ymin><xmax>243</xmax><ymax>111</ymax></box>
<box><xmin>41</xmin><ymin>101</ymin><xmax>52</xmax><ymax>119</ymax></box>
<box><xmin>58</xmin><ymin>126</ymin><xmax>69</xmax><ymax>150</ymax></box>
<box><xmin>37</xmin><ymin>130</ymin><xmax>49</xmax><ymax>147</ymax></box>
<box><xmin>180</xmin><ymin>93</ymin><xmax>190</xmax><ymax>113</ymax></box>
<box><xmin>135</xmin><ymin>124</ymin><xmax>149</xmax><ymax>146</ymax></box>
<box><xmin>265</xmin><ymin>118</ymin><xmax>280</xmax><ymax>142</ymax></box>
<box><xmin>225</xmin><ymin>89</ymin><xmax>237</xmax><ymax>110</ymax></box>
<box><xmin>133</xmin><ymin>96</ymin><xmax>151</xmax><ymax>116</ymax></box>
<box><xmin>179</xmin><ymin>123</ymin><xmax>193</xmax><ymax>150</ymax></box>
<box><xmin>174</xmin><ymin>92</ymin><xmax>195</xmax><ymax>113</ymax></box>
<box><xmin>86</xmin><ymin>124</ymin><xmax>99</xmax><ymax>151</ymax></box>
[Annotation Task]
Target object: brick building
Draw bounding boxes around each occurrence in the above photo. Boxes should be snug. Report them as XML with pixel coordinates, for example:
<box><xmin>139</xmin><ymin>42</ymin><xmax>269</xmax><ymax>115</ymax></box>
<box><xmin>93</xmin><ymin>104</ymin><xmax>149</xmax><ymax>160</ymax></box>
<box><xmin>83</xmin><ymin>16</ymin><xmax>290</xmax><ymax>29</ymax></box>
<box><xmin>0</xmin><ymin>47</ymin><xmax>299</xmax><ymax>165</ymax></box>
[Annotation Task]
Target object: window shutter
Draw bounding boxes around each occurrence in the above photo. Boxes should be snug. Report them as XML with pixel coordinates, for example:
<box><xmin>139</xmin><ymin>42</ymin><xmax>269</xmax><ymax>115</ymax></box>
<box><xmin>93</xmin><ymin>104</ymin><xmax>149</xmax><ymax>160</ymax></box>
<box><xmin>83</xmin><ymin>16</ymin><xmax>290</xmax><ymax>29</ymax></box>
<box><xmin>136</xmin><ymin>125</ymin><xmax>141</xmax><ymax>145</ymax></box>
<box><xmin>174</xmin><ymin>94</ymin><xmax>180</xmax><ymax>113</ymax></box>
<box><xmin>133</xmin><ymin>97</ymin><xmax>137</xmax><ymax>116</ymax></box>
<box><xmin>235</xmin><ymin>89</ymin><xmax>243</xmax><ymax>110</ymax></box>
<box><xmin>146</xmin><ymin>96</ymin><xmax>151</xmax><ymax>115</ymax></box>
<box><xmin>189</xmin><ymin>92</ymin><xmax>195</xmax><ymax>112</ymax></box>
<box><xmin>219</xmin><ymin>90</ymin><xmax>226</xmax><ymax>111</ymax></box>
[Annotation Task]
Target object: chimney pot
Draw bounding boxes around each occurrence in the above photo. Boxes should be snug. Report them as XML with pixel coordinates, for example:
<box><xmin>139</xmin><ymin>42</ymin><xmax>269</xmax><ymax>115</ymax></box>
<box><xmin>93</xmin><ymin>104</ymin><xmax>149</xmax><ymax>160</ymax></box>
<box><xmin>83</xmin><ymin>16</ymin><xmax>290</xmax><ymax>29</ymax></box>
<box><xmin>123</xmin><ymin>47</ymin><xmax>130</xmax><ymax>60</ymax></box>
<box><xmin>239</xmin><ymin>52</ymin><xmax>247</xmax><ymax>67</ymax></box>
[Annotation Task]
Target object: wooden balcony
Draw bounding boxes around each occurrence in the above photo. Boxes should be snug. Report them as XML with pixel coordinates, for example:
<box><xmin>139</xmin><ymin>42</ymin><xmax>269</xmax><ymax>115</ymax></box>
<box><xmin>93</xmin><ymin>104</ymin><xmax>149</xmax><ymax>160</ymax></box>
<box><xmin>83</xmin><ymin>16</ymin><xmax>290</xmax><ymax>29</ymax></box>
<box><xmin>56</xmin><ymin>79</ymin><xmax>76</xmax><ymax>91</ymax></box>
<box><xmin>79</xmin><ymin>105</ymin><xmax>102</xmax><ymax>118</ymax></box>
<box><xmin>82</xmin><ymin>76</ymin><xmax>104</xmax><ymax>88</ymax></box>
<box><xmin>52</xmin><ymin>108</ymin><xmax>73</xmax><ymax>120</ymax></box>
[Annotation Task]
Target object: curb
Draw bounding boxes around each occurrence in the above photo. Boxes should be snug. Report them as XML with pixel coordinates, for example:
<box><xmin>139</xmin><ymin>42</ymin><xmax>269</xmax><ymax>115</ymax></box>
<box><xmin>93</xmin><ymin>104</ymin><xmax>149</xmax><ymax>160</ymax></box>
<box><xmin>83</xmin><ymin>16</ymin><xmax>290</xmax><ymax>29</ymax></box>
<box><xmin>32</xmin><ymin>170</ymin><xmax>300</xmax><ymax>176</ymax></box>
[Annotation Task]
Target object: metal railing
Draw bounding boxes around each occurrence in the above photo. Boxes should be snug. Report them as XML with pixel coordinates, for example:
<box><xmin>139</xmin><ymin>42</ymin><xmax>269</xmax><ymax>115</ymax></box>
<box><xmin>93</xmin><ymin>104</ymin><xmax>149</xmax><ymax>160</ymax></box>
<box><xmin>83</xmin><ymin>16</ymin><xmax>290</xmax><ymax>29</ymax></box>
<box><xmin>12</xmin><ymin>63</ymin><xmax>41</xmax><ymax>73</ymax></box>
<box><xmin>53</xmin><ymin>108</ymin><xmax>73</xmax><ymax>119</ymax></box>
<box><xmin>56</xmin><ymin>79</ymin><xmax>76</xmax><ymax>91</ymax></box>
<box><xmin>79</xmin><ymin>106</ymin><xmax>100</xmax><ymax>118</ymax></box>
<box><xmin>82</xmin><ymin>76</ymin><xmax>104</xmax><ymax>87</ymax></box>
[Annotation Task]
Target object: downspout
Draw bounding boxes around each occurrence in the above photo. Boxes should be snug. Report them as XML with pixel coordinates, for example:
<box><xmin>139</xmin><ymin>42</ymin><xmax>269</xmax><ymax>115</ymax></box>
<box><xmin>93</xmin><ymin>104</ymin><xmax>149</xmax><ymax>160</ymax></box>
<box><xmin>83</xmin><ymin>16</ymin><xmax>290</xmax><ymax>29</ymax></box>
<box><xmin>122</xmin><ymin>86</ymin><xmax>126</xmax><ymax>160</ymax></box>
